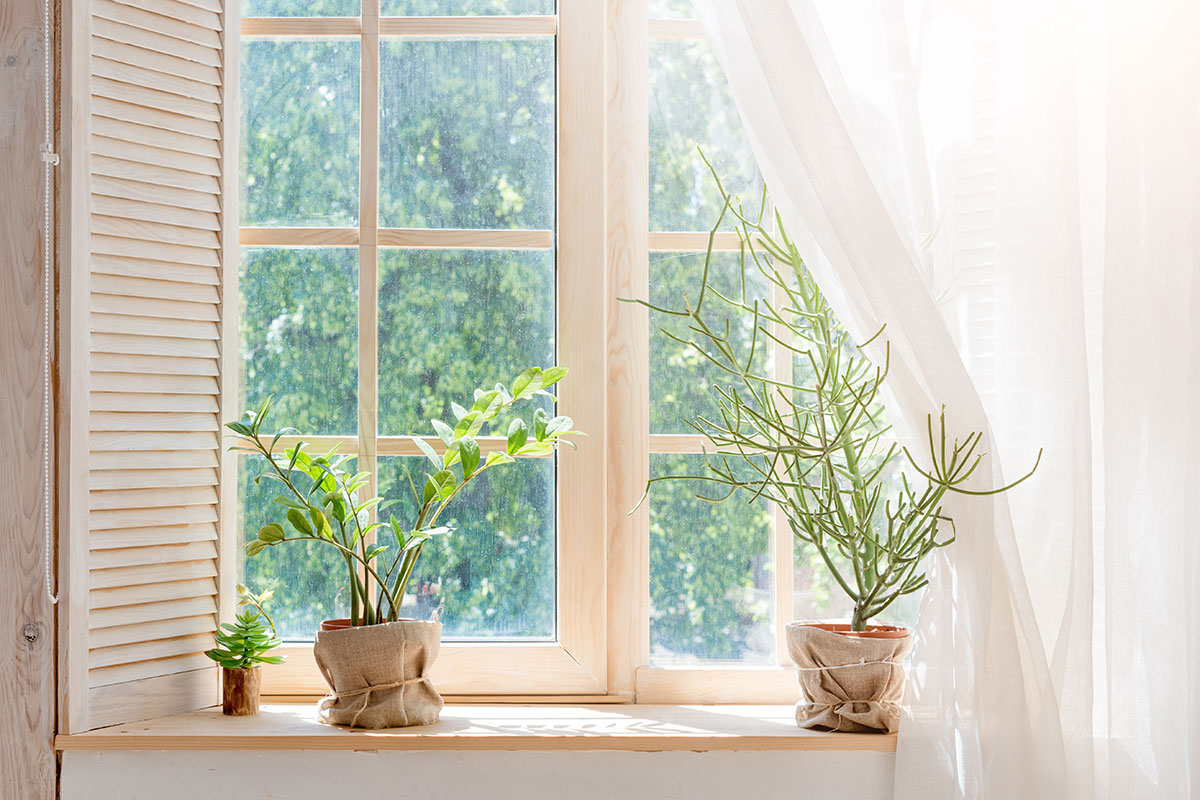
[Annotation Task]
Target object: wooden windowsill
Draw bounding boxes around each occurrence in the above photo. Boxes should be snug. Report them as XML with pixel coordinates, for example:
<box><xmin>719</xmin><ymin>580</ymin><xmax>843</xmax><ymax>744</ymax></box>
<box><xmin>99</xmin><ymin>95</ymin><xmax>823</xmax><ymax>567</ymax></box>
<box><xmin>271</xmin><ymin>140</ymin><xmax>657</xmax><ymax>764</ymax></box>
<box><xmin>55</xmin><ymin>704</ymin><xmax>897</xmax><ymax>753</ymax></box>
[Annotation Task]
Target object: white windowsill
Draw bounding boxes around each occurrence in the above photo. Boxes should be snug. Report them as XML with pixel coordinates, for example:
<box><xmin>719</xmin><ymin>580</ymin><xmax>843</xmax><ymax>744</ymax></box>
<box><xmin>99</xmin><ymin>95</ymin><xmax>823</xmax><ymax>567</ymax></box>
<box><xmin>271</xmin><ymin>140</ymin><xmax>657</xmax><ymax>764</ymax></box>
<box><xmin>56</xmin><ymin>704</ymin><xmax>897</xmax><ymax>753</ymax></box>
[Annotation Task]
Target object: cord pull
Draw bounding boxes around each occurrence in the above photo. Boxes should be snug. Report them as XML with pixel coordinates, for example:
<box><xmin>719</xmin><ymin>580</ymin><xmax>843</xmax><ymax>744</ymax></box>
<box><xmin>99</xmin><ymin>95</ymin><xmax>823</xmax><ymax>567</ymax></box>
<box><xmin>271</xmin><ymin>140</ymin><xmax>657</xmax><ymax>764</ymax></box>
<box><xmin>40</xmin><ymin>144</ymin><xmax>59</xmax><ymax>166</ymax></box>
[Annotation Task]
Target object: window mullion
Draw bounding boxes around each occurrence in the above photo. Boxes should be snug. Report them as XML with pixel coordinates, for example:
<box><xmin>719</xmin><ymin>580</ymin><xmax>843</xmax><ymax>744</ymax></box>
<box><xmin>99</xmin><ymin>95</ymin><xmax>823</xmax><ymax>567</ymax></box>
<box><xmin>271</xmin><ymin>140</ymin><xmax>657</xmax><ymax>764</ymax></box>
<box><xmin>358</xmin><ymin>0</ymin><xmax>381</xmax><ymax>609</ymax></box>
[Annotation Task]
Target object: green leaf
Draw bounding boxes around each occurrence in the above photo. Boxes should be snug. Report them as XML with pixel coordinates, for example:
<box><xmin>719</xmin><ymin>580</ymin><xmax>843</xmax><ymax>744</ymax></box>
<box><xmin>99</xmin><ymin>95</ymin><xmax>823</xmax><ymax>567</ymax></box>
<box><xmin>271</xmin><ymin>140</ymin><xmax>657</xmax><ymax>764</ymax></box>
<box><xmin>450</xmin><ymin>401</ymin><xmax>470</xmax><ymax>421</ymax></box>
<box><xmin>434</xmin><ymin>469</ymin><xmax>457</xmax><ymax>502</ymax></box>
<box><xmin>516</xmin><ymin>441</ymin><xmax>556</xmax><ymax>458</ymax></box>
<box><xmin>245</xmin><ymin>540</ymin><xmax>268</xmax><ymax>557</ymax></box>
<box><xmin>273</xmin><ymin>496</ymin><xmax>308</xmax><ymax>511</ymax></box>
<box><xmin>459</xmin><ymin>437</ymin><xmax>481</xmax><ymax>479</ymax></box>
<box><xmin>471</xmin><ymin>389</ymin><xmax>501</xmax><ymax>416</ymax></box>
<box><xmin>422</xmin><ymin>475</ymin><xmax>438</xmax><ymax>504</ymax></box>
<box><xmin>443</xmin><ymin>440</ymin><xmax>461</xmax><ymax>468</ymax></box>
<box><xmin>511</xmin><ymin>367</ymin><xmax>543</xmax><ymax>400</ymax></box>
<box><xmin>431</xmin><ymin>419</ymin><xmax>455</xmax><ymax>447</ymax></box>
<box><xmin>484</xmin><ymin>451</ymin><xmax>516</xmax><ymax>469</ymax></box>
<box><xmin>364</xmin><ymin>543</ymin><xmax>388</xmax><ymax>562</ymax></box>
<box><xmin>540</xmin><ymin>365</ymin><xmax>568</xmax><ymax>389</ymax></box>
<box><xmin>453</xmin><ymin>411</ymin><xmax>481</xmax><ymax>439</ymax></box>
<box><xmin>413</xmin><ymin>437</ymin><xmax>441</xmax><ymax>468</ymax></box>
<box><xmin>544</xmin><ymin>415</ymin><xmax>574</xmax><ymax>439</ymax></box>
<box><xmin>533</xmin><ymin>407</ymin><xmax>549</xmax><ymax>441</ymax></box>
<box><xmin>257</xmin><ymin>524</ymin><xmax>285</xmax><ymax>543</ymax></box>
<box><xmin>286</xmin><ymin>508</ymin><xmax>312</xmax><ymax>536</ymax></box>
<box><xmin>507</xmin><ymin>418</ymin><xmax>528</xmax><ymax>454</ymax></box>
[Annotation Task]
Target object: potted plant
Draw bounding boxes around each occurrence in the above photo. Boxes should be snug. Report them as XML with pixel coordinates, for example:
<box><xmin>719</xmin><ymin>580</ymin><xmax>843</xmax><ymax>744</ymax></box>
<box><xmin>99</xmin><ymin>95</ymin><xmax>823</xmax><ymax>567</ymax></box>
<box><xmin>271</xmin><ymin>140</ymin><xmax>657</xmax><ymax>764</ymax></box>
<box><xmin>631</xmin><ymin>163</ymin><xmax>1039</xmax><ymax>733</ymax></box>
<box><xmin>205</xmin><ymin>585</ymin><xmax>284</xmax><ymax>716</ymax></box>
<box><xmin>227</xmin><ymin>366</ymin><xmax>581</xmax><ymax>729</ymax></box>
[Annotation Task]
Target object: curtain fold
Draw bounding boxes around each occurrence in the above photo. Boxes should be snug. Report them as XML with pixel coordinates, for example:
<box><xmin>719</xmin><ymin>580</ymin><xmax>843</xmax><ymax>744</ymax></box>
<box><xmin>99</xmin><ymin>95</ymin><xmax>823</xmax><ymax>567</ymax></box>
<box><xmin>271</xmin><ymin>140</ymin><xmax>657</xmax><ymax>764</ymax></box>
<box><xmin>692</xmin><ymin>0</ymin><xmax>1200</xmax><ymax>796</ymax></box>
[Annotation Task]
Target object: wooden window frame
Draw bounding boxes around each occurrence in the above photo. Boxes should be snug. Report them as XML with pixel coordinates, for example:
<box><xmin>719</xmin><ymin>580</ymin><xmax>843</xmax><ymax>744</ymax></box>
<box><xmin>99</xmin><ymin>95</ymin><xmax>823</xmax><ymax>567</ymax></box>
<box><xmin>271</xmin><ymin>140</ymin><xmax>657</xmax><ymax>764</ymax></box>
<box><xmin>228</xmin><ymin>0</ymin><xmax>799</xmax><ymax>703</ymax></box>
<box><xmin>232</xmin><ymin>3</ymin><xmax>607</xmax><ymax>698</ymax></box>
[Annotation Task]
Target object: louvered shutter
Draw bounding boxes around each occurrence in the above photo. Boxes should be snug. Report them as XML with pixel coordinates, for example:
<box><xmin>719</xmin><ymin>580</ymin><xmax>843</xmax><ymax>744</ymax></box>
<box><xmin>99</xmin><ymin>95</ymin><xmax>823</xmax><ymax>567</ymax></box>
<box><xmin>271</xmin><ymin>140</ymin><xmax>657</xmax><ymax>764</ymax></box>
<box><xmin>62</xmin><ymin>0</ymin><xmax>236</xmax><ymax>732</ymax></box>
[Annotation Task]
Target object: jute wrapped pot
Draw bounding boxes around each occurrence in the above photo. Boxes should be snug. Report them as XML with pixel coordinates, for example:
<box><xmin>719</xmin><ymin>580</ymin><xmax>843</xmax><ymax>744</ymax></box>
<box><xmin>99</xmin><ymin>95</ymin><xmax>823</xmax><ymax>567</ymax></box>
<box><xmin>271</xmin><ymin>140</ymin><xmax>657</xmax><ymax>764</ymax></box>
<box><xmin>314</xmin><ymin>619</ymin><xmax>443</xmax><ymax>729</ymax></box>
<box><xmin>785</xmin><ymin>622</ymin><xmax>911</xmax><ymax>733</ymax></box>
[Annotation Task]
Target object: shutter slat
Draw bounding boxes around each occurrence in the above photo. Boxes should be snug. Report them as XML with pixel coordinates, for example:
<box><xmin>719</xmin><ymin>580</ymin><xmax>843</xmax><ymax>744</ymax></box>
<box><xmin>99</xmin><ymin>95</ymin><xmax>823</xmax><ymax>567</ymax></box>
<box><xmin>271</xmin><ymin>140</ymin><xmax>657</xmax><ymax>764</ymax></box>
<box><xmin>90</xmin><ymin>468</ymin><xmax>218</xmax><ymax>491</ymax></box>
<box><xmin>90</xmin><ymin>541</ymin><xmax>218</xmax><ymax>569</ymax></box>
<box><xmin>92</xmin><ymin>155</ymin><xmax>221</xmax><ymax>194</ymax></box>
<box><xmin>93</xmin><ymin>275</ymin><xmax>221</xmax><ymax>304</ymax></box>
<box><xmin>93</xmin><ymin>0</ymin><xmax>221</xmax><ymax>49</ymax></box>
<box><xmin>92</xmin><ymin>38</ymin><xmax>221</xmax><ymax>88</ymax></box>
<box><xmin>91</xmin><ymin>392</ymin><xmax>220</xmax><ymax>412</ymax></box>
<box><xmin>92</xmin><ymin>95</ymin><xmax>221</xmax><ymax>140</ymax></box>
<box><xmin>107</xmin><ymin>0</ymin><xmax>222</xmax><ymax>34</ymax></box>
<box><xmin>90</xmin><ymin>633</ymin><xmax>216</xmax><ymax>670</ymax></box>
<box><xmin>92</xmin><ymin>196</ymin><xmax>220</xmax><ymax>232</ymax></box>
<box><xmin>89</xmin><ymin>596</ymin><xmax>218</xmax><ymax>629</ymax></box>
<box><xmin>93</xmin><ymin>135</ymin><xmax>221</xmax><ymax>178</ymax></box>
<box><xmin>89</xmin><ymin>412</ymin><xmax>220</xmax><ymax>435</ymax></box>
<box><xmin>89</xmin><ymin>504</ymin><xmax>219</xmax><ymax>531</ymax></box>
<box><xmin>90</xmin><ymin>430</ymin><xmax>219</xmax><ymax>452</ymax></box>
<box><xmin>90</xmin><ymin>559</ymin><xmax>218</xmax><ymax>589</ymax></box>
<box><xmin>91</xmin><ymin>353</ymin><xmax>219</xmax><ymax>377</ymax></box>
<box><xmin>92</xmin><ymin>233</ymin><xmax>221</xmax><ymax>267</ymax></box>
<box><xmin>91</xmin><ymin>372</ymin><xmax>219</xmax><ymax>395</ymax></box>
<box><xmin>89</xmin><ymin>615</ymin><xmax>217</xmax><ymax>650</ymax></box>
<box><xmin>93</xmin><ymin>57</ymin><xmax>221</xmax><ymax>104</ymax></box>
<box><xmin>90</xmin><ymin>485</ymin><xmax>218</xmax><ymax>511</ymax></box>
<box><xmin>92</xmin><ymin>18</ymin><xmax>221</xmax><ymax>68</ymax></box>
<box><xmin>92</xmin><ymin>214</ymin><xmax>221</xmax><ymax>248</ymax></box>
<box><xmin>92</xmin><ymin>176</ymin><xmax>221</xmax><ymax>214</ymax></box>
<box><xmin>92</xmin><ymin>313</ymin><xmax>219</xmax><ymax>339</ymax></box>
<box><xmin>89</xmin><ymin>653</ymin><xmax>214</xmax><ymax>688</ymax></box>
<box><xmin>90</xmin><ymin>333</ymin><xmax>220</xmax><ymax>359</ymax></box>
<box><xmin>90</xmin><ymin>576</ymin><xmax>217</xmax><ymax>609</ymax></box>
<box><xmin>90</xmin><ymin>523</ymin><xmax>218</xmax><ymax>551</ymax></box>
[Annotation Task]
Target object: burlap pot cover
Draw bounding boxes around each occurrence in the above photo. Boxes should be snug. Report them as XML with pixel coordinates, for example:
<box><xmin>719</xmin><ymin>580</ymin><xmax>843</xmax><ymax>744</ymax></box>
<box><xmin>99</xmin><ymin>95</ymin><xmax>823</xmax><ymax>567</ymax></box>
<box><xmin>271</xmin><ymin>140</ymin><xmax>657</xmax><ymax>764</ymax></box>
<box><xmin>314</xmin><ymin>619</ymin><xmax>443</xmax><ymax>729</ymax></box>
<box><xmin>785</xmin><ymin>622</ymin><xmax>912</xmax><ymax>733</ymax></box>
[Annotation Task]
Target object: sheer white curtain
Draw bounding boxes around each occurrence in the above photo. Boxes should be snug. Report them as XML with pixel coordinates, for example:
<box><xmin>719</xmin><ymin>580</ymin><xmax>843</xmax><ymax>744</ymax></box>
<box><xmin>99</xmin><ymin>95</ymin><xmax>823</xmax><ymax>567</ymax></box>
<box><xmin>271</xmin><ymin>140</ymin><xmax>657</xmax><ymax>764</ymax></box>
<box><xmin>691</xmin><ymin>0</ymin><xmax>1200</xmax><ymax>796</ymax></box>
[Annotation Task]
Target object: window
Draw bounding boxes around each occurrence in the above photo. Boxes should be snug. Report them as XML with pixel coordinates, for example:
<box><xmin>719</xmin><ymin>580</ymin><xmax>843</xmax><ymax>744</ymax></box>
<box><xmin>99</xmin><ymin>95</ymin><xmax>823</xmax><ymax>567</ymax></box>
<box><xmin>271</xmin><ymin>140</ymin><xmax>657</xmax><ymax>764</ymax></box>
<box><xmin>235</xmin><ymin>1</ymin><xmax>606</xmax><ymax>695</ymax></box>
<box><xmin>231</xmin><ymin>0</ymin><xmax>819</xmax><ymax>701</ymax></box>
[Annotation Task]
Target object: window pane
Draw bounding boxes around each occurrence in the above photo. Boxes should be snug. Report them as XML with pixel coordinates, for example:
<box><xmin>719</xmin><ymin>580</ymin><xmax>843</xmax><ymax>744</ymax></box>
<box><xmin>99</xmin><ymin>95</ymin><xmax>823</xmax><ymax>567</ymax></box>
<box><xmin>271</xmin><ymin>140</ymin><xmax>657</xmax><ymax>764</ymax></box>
<box><xmin>649</xmin><ymin>453</ymin><xmax>774</xmax><ymax>664</ymax></box>
<box><xmin>649</xmin><ymin>252</ymin><xmax>770</xmax><ymax>434</ymax></box>
<box><xmin>383</xmin><ymin>0</ymin><xmax>552</xmax><ymax>14</ymax></box>
<box><xmin>376</xmin><ymin>456</ymin><xmax>556</xmax><ymax>639</ymax></box>
<box><xmin>649</xmin><ymin>0</ymin><xmax>694</xmax><ymax>19</ymax></box>
<box><xmin>379</xmin><ymin>39</ymin><xmax>554</xmax><ymax>230</ymax></box>
<box><xmin>243</xmin><ymin>0</ymin><xmax>359</xmax><ymax>16</ymax></box>
<box><xmin>239</xmin><ymin>248</ymin><xmax>358</xmax><ymax>435</ymax></box>
<box><xmin>240</xmin><ymin>455</ymin><xmax>352</xmax><ymax>640</ymax></box>
<box><xmin>649</xmin><ymin>39</ymin><xmax>762</xmax><ymax>231</ymax></box>
<box><xmin>377</xmin><ymin>249</ymin><xmax>555</xmax><ymax>435</ymax></box>
<box><xmin>240</xmin><ymin>39</ymin><xmax>360</xmax><ymax>227</ymax></box>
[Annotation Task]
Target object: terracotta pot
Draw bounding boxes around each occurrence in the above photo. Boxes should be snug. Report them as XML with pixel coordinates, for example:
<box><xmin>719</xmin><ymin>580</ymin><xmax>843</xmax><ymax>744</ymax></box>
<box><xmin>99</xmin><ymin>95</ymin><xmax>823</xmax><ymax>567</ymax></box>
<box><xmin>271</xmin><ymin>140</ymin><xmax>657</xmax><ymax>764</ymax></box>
<box><xmin>319</xmin><ymin>617</ymin><xmax>417</xmax><ymax>632</ymax></box>
<box><xmin>784</xmin><ymin>621</ymin><xmax>912</xmax><ymax>733</ymax></box>
<box><xmin>221</xmin><ymin>667</ymin><xmax>261</xmax><ymax>716</ymax></box>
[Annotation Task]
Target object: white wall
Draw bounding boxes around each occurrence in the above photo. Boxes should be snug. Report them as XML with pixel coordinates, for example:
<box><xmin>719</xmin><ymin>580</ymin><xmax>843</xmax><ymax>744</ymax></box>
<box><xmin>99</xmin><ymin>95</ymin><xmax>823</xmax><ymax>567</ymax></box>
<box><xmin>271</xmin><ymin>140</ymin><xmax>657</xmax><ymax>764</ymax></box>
<box><xmin>62</xmin><ymin>750</ymin><xmax>895</xmax><ymax>799</ymax></box>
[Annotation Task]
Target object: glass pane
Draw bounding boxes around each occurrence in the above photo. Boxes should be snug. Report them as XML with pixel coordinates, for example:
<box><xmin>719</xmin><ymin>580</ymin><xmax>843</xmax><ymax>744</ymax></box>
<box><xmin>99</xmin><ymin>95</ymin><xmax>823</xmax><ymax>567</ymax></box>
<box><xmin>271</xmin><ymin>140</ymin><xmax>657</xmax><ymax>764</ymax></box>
<box><xmin>379</xmin><ymin>39</ymin><xmax>554</xmax><ymax>230</ymax></box>
<box><xmin>649</xmin><ymin>38</ymin><xmax>763</xmax><ymax>231</ymax></box>
<box><xmin>243</xmin><ymin>0</ymin><xmax>359</xmax><ymax>16</ymax></box>
<box><xmin>383</xmin><ymin>0</ymin><xmax>552</xmax><ymax>14</ymax></box>
<box><xmin>649</xmin><ymin>453</ymin><xmax>774</xmax><ymax>664</ymax></box>
<box><xmin>240</xmin><ymin>39</ymin><xmax>360</xmax><ymax>227</ymax></box>
<box><xmin>649</xmin><ymin>0</ymin><xmax>694</xmax><ymax>19</ymax></box>
<box><xmin>376</xmin><ymin>456</ymin><xmax>556</xmax><ymax>639</ymax></box>
<box><xmin>239</xmin><ymin>248</ymin><xmax>358</xmax><ymax>435</ymax></box>
<box><xmin>240</xmin><ymin>455</ymin><xmax>352</xmax><ymax>640</ymax></box>
<box><xmin>377</xmin><ymin>249</ymin><xmax>555</xmax><ymax>435</ymax></box>
<box><xmin>649</xmin><ymin>252</ymin><xmax>770</xmax><ymax>434</ymax></box>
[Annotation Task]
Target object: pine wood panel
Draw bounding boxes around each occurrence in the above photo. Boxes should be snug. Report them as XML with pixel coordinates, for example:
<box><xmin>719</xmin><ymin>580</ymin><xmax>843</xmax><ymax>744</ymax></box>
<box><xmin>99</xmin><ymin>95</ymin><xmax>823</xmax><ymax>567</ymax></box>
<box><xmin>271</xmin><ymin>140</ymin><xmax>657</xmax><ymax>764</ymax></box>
<box><xmin>90</xmin><ymin>254</ymin><xmax>221</xmax><ymax>284</ymax></box>
<box><xmin>92</xmin><ymin>135</ymin><xmax>222</xmax><ymax>177</ymax></box>
<box><xmin>93</xmin><ymin>0</ymin><xmax>221</xmax><ymax>49</ymax></box>
<box><xmin>1</xmin><ymin>0</ymin><xmax>57</xmax><ymax>787</ymax></box>
<box><xmin>56</xmin><ymin>704</ymin><xmax>897</xmax><ymax>753</ymax></box>
<box><xmin>92</xmin><ymin>57</ymin><xmax>221</xmax><ymax>103</ymax></box>
<box><xmin>92</xmin><ymin>195</ymin><xmax>221</xmax><ymax>231</ymax></box>
<box><xmin>92</xmin><ymin>275</ymin><xmax>222</xmax><ymax>304</ymax></box>
<box><xmin>92</xmin><ymin>18</ymin><xmax>221</xmax><ymax>69</ymax></box>
<box><xmin>91</xmin><ymin>177</ymin><xmax>222</xmax><ymax>214</ymax></box>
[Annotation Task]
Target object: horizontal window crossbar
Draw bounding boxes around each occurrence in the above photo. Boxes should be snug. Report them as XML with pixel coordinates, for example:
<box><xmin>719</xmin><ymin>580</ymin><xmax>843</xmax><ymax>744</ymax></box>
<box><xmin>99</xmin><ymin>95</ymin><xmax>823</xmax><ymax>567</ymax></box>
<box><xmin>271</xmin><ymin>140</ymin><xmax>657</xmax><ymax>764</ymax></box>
<box><xmin>248</xmin><ymin>435</ymin><xmax>552</xmax><ymax>459</ymax></box>
<box><xmin>241</xmin><ymin>16</ymin><xmax>557</xmax><ymax>38</ymax></box>
<box><xmin>239</xmin><ymin>228</ymin><xmax>554</xmax><ymax>250</ymax></box>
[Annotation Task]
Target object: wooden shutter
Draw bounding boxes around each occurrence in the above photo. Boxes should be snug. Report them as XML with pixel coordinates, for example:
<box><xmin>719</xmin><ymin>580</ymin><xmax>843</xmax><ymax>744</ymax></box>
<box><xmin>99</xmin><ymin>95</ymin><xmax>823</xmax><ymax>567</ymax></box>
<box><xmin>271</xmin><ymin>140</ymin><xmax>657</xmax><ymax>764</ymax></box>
<box><xmin>60</xmin><ymin>0</ymin><xmax>236</xmax><ymax>732</ymax></box>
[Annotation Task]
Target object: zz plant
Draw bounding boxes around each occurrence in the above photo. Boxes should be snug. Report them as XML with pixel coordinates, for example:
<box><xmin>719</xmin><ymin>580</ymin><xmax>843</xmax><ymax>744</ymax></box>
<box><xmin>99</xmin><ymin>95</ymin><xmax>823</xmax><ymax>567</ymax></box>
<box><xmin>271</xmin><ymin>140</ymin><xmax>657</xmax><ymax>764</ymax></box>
<box><xmin>205</xmin><ymin>585</ymin><xmax>284</xmax><ymax>670</ymax></box>
<box><xmin>229</xmin><ymin>366</ymin><xmax>581</xmax><ymax>627</ymax></box>
<box><xmin>632</xmin><ymin>160</ymin><xmax>1040</xmax><ymax>631</ymax></box>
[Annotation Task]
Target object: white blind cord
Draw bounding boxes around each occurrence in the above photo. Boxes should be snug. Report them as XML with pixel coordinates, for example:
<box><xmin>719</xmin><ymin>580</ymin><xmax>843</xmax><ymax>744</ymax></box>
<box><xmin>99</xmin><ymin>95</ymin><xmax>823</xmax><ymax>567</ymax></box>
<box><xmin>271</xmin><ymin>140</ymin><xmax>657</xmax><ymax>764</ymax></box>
<box><xmin>42</xmin><ymin>0</ymin><xmax>59</xmax><ymax>606</ymax></box>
